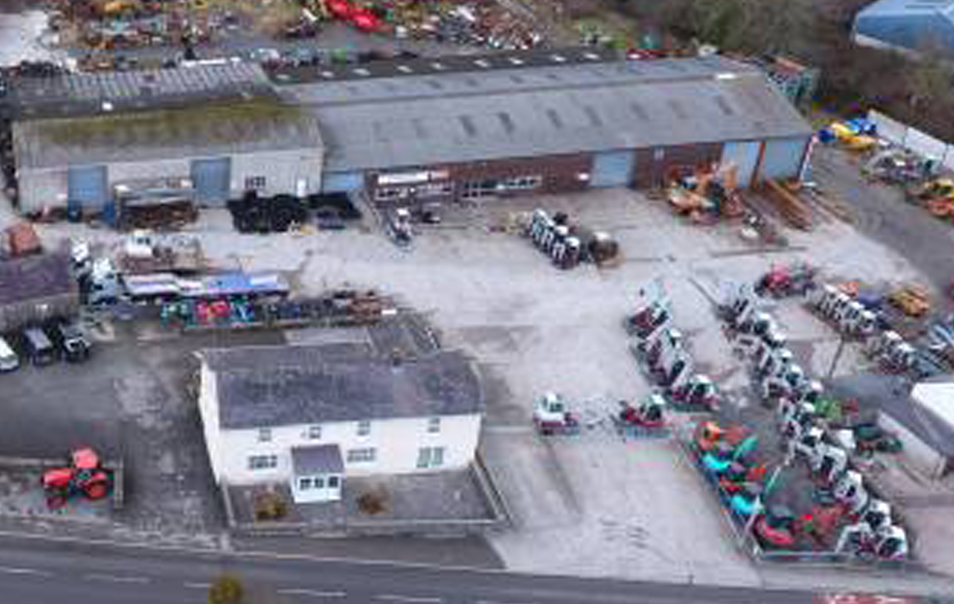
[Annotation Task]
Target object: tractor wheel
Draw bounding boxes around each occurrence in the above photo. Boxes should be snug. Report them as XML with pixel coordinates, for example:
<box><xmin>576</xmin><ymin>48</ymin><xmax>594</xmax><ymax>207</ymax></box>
<box><xmin>85</xmin><ymin>482</ymin><xmax>109</xmax><ymax>500</ymax></box>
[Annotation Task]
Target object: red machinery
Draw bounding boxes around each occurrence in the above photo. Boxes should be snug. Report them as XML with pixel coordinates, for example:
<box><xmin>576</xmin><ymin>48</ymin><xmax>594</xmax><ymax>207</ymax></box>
<box><xmin>325</xmin><ymin>0</ymin><xmax>382</xmax><ymax>32</ymax></box>
<box><xmin>755</xmin><ymin>263</ymin><xmax>816</xmax><ymax>298</ymax></box>
<box><xmin>327</xmin><ymin>0</ymin><xmax>353</xmax><ymax>18</ymax></box>
<box><xmin>618</xmin><ymin>395</ymin><xmax>666</xmax><ymax>429</ymax></box>
<box><xmin>42</xmin><ymin>448</ymin><xmax>111</xmax><ymax>509</ymax></box>
<box><xmin>754</xmin><ymin>505</ymin><xmax>797</xmax><ymax>548</ymax></box>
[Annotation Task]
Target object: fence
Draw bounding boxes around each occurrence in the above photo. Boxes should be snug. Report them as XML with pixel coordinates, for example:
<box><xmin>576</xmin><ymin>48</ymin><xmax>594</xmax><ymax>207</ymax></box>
<box><xmin>867</xmin><ymin>110</ymin><xmax>954</xmax><ymax>172</ymax></box>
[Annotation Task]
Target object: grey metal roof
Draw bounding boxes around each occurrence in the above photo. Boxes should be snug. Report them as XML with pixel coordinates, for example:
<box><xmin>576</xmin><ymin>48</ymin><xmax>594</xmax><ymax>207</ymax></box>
<box><xmin>200</xmin><ymin>344</ymin><xmax>483</xmax><ymax>430</ymax></box>
<box><xmin>0</xmin><ymin>252</ymin><xmax>76</xmax><ymax>307</ymax></box>
<box><xmin>292</xmin><ymin>445</ymin><xmax>344</xmax><ymax>476</ymax></box>
<box><xmin>10</xmin><ymin>61</ymin><xmax>276</xmax><ymax>120</ymax></box>
<box><xmin>13</xmin><ymin>100</ymin><xmax>323</xmax><ymax>170</ymax></box>
<box><xmin>287</xmin><ymin>55</ymin><xmax>812</xmax><ymax>173</ymax></box>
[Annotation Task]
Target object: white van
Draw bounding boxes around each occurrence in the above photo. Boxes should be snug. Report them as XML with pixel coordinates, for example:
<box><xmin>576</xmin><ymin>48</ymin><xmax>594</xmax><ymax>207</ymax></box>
<box><xmin>0</xmin><ymin>336</ymin><xmax>19</xmax><ymax>372</ymax></box>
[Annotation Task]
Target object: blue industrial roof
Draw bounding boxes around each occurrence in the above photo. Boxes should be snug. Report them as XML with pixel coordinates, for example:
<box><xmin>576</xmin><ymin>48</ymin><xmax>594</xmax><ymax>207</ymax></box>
<box><xmin>855</xmin><ymin>0</ymin><xmax>954</xmax><ymax>54</ymax></box>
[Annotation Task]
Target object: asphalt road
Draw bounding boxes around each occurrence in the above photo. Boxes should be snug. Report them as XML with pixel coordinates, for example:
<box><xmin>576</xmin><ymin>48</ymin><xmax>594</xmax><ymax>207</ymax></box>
<box><xmin>0</xmin><ymin>536</ymin><xmax>826</xmax><ymax>604</ymax></box>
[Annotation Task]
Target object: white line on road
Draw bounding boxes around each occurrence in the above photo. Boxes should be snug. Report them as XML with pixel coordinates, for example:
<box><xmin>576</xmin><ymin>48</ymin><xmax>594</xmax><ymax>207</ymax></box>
<box><xmin>277</xmin><ymin>588</ymin><xmax>347</xmax><ymax>598</ymax></box>
<box><xmin>0</xmin><ymin>566</ymin><xmax>52</xmax><ymax>577</ymax></box>
<box><xmin>84</xmin><ymin>573</ymin><xmax>151</xmax><ymax>584</ymax></box>
<box><xmin>376</xmin><ymin>595</ymin><xmax>442</xmax><ymax>603</ymax></box>
<box><xmin>476</xmin><ymin>600</ymin><xmax>536</xmax><ymax>604</ymax></box>
<box><xmin>183</xmin><ymin>582</ymin><xmax>212</xmax><ymax>590</ymax></box>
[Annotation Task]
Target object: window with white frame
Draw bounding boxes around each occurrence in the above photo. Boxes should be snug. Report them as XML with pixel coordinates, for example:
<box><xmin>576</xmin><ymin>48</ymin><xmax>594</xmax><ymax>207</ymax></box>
<box><xmin>299</xmin><ymin>477</ymin><xmax>313</xmax><ymax>490</ymax></box>
<box><xmin>416</xmin><ymin>446</ymin><xmax>445</xmax><ymax>469</ymax></box>
<box><xmin>307</xmin><ymin>425</ymin><xmax>322</xmax><ymax>440</ymax></box>
<box><xmin>427</xmin><ymin>417</ymin><xmax>441</xmax><ymax>433</ymax></box>
<box><xmin>357</xmin><ymin>420</ymin><xmax>371</xmax><ymax>437</ymax></box>
<box><xmin>244</xmin><ymin>176</ymin><xmax>267</xmax><ymax>191</ymax></box>
<box><xmin>258</xmin><ymin>427</ymin><xmax>272</xmax><ymax>442</ymax></box>
<box><xmin>328</xmin><ymin>476</ymin><xmax>340</xmax><ymax>488</ymax></box>
<box><xmin>347</xmin><ymin>447</ymin><xmax>376</xmax><ymax>463</ymax></box>
<box><xmin>248</xmin><ymin>455</ymin><xmax>278</xmax><ymax>470</ymax></box>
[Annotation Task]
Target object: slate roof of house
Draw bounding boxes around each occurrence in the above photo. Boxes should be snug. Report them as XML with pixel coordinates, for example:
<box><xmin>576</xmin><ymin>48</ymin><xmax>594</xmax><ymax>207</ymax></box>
<box><xmin>200</xmin><ymin>343</ymin><xmax>483</xmax><ymax>429</ymax></box>
<box><xmin>292</xmin><ymin>444</ymin><xmax>344</xmax><ymax>475</ymax></box>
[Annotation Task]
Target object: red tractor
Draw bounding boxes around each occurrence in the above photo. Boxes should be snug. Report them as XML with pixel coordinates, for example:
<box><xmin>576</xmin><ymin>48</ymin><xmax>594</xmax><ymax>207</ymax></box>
<box><xmin>42</xmin><ymin>448</ymin><xmax>111</xmax><ymax>509</ymax></box>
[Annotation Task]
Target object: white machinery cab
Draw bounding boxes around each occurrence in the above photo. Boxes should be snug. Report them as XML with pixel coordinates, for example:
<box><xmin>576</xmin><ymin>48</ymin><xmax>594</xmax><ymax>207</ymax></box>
<box><xmin>835</xmin><ymin>470</ymin><xmax>864</xmax><ymax>501</ymax></box>
<box><xmin>862</xmin><ymin>499</ymin><xmax>892</xmax><ymax>532</ymax></box>
<box><xmin>536</xmin><ymin>393</ymin><xmax>567</xmax><ymax>419</ymax></box>
<box><xmin>759</xmin><ymin>347</ymin><xmax>793</xmax><ymax>376</ymax></box>
<box><xmin>813</xmin><ymin>444</ymin><xmax>848</xmax><ymax>484</ymax></box>
<box><xmin>811</xmin><ymin>283</ymin><xmax>838</xmax><ymax>309</ymax></box>
<box><xmin>868</xmin><ymin>330</ymin><xmax>901</xmax><ymax>356</ymax></box>
<box><xmin>794</xmin><ymin>426</ymin><xmax>824</xmax><ymax>458</ymax></box>
<box><xmin>826</xmin><ymin>292</ymin><xmax>852</xmax><ymax>320</ymax></box>
<box><xmin>875</xmin><ymin>525</ymin><xmax>908</xmax><ymax>560</ymax></box>
<box><xmin>798</xmin><ymin>381</ymin><xmax>824</xmax><ymax>406</ymax></box>
<box><xmin>125</xmin><ymin>229</ymin><xmax>156</xmax><ymax>258</ymax></box>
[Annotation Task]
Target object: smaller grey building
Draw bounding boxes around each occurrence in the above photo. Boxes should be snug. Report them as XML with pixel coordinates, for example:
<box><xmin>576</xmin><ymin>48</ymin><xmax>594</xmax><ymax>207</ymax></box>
<box><xmin>11</xmin><ymin>62</ymin><xmax>324</xmax><ymax>215</ymax></box>
<box><xmin>0</xmin><ymin>252</ymin><xmax>78</xmax><ymax>332</ymax></box>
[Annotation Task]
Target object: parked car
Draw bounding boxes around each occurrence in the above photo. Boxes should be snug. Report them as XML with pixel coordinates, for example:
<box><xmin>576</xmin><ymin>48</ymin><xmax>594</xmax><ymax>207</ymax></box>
<box><xmin>52</xmin><ymin>321</ymin><xmax>91</xmax><ymax>363</ymax></box>
<box><xmin>0</xmin><ymin>336</ymin><xmax>19</xmax><ymax>372</ymax></box>
<box><xmin>23</xmin><ymin>327</ymin><xmax>56</xmax><ymax>366</ymax></box>
<box><xmin>315</xmin><ymin>207</ymin><xmax>346</xmax><ymax>231</ymax></box>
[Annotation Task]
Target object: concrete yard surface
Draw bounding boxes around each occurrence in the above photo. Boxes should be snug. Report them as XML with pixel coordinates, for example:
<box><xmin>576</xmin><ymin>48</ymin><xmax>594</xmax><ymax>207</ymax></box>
<box><xmin>16</xmin><ymin>183</ymin><xmax>954</xmax><ymax>589</ymax></box>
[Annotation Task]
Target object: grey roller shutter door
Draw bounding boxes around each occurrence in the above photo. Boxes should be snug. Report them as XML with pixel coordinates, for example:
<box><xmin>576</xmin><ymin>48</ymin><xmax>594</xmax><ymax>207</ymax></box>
<box><xmin>191</xmin><ymin>158</ymin><xmax>232</xmax><ymax>205</ymax></box>
<box><xmin>760</xmin><ymin>138</ymin><xmax>809</xmax><ymax>181</ymax></box>
<box><xmin>590</xmin><ymin>150</ymin><xmax>636</xmax><ymax>188</ymax></box>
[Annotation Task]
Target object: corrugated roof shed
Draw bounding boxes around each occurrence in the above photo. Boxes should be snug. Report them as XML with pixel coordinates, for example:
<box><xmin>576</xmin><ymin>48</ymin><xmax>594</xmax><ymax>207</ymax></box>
<box><xmin>14</xmin><ymin>100</ymin><xmax>323</xmax><ymax>170</ymax></box>
<box><xmin>200</xmin><ymin>344</ymin><xmax>484</xmax><ymax>430</ymax></box>
<box><xmin>288</xmin><ymin>55</ymin><xmax>812</xmax><ymax>173</ymax></box>
<box><xmin>854</xmin><ymin>0</ymin><xmax>954</xmax><ymax>54</ymax></box>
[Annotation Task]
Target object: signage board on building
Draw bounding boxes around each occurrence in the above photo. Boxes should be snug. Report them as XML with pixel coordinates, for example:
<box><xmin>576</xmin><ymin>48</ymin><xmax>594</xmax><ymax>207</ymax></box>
<box><xmin>377</xmin><ymin>170</ymin><xmax>449</xmax><ymax>186</ymax></box>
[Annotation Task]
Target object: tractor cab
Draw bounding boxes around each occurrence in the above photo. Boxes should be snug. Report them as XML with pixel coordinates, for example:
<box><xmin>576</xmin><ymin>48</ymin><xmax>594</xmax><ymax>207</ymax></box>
<box><xmin>694</xmin><ymin>421</ymin><xmax>726</xmax><ymax>452</ymax></box>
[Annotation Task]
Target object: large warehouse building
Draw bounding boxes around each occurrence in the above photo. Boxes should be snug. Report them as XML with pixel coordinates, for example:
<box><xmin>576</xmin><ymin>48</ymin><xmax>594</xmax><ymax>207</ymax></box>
<box><xmin>9</xmin><ymin>49</ymin><xmax>813</xmax><ymax>215</ymax></box>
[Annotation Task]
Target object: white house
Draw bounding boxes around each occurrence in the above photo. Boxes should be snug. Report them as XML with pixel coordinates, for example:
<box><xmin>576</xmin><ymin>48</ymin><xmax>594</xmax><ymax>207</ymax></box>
<box><xmin>196</xmin><ymin>343</ymin><xmax>484</xmax><ymax>504</ymax></box>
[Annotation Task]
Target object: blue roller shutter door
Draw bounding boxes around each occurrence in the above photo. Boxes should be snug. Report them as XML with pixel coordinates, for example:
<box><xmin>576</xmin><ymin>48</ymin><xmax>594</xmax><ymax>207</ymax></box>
<box><xmin>191</xmin><ymin>158</ymin><xmax>231</xmax><ymax>205</ymax></box>
<box><xmin>720</xmin><ymin>141</ymin><xmax>761</xmax><ymax>189</ymax></box>
<box><xmin>760</xmin><ymin>137</ymin><xmax>809</xmax><ymax>181</ymax></box>
<box><xmin>67</xmin><ymin>166</ymin><xmax>108</xmax><ymax>211</ymax></box>
<box><xmin>590</xmin><ymin>150</ymin><xmax>636</xmax><ymax>188</ymax></box>
<box><xmin>322</xmin><ymin>171</ymin><xmax>365</xmax><ymax>193</ymax></box>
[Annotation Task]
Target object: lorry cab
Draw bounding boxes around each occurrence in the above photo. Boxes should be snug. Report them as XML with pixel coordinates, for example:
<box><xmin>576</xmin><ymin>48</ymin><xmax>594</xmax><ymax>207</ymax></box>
<box><xmin>0</xmin><ymin>336</ymin><xmax>19</xmax><ymax>372</ymax></box>
<box><xmin>23</xmin><ymin>327</ymin><xmax>56</xmax><ymax>366</ymax></box>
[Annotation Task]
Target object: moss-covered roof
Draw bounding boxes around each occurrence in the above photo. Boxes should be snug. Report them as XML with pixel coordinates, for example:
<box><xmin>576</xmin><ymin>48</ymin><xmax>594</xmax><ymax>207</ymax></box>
<box><xmin>14</xmin><ymin>99</ymin><xmax>323</xmax><ymax>170</ymax></box>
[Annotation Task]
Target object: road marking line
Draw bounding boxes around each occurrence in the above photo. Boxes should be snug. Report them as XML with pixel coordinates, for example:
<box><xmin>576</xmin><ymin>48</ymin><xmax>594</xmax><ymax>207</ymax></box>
<box><xmin>0</xmin><ymin>566</ymin><xmax>52</xmax><ymax>577</ymax></box>
<box><xmin>183</xmin><ymin>582</ymin><xmax>212</xmax><ymax>590</ymax></box>
<box><xmin>376</xmin><ymin>595</ymin><xmax>442</xmax><ymax>603</ymax></box>
<box><xmin>85</xmin><ymin>573</ymin><xmax>151</xmax><ymax>584</ymax></box>
<box><xmin>277</xmin><ymin>588</ymin><xmax>347</xmax><ymax>598</ymax></box>
<box><xmin>476</xmin><ymin>600</ymin><xmax>536</xmax><ymax>604</ymax></box>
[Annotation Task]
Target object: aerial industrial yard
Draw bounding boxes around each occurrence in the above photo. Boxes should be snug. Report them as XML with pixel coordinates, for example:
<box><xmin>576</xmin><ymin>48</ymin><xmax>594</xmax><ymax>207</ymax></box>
<box><xmin>0</xmin><ymin>2</ymin><xmax>954</xmax><ymax>604</ymax></box>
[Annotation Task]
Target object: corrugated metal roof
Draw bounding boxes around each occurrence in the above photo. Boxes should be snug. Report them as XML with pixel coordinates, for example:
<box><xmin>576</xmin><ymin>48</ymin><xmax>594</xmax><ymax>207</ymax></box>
<box><xmin>858</xmin><ymin>0</ymin><xmax>954</xmax><ymax>18</ymax></box>
<box><xmin>11</xmin><ymin>61</ymin><xmax>276</xmax><ymax>120</ymax></box>
<box><xmin>14</xmin><ymin>100</ymin><xmax>323</xmax><ymax>169</ymax></box>
<box><xmin>291</xmin><ymin>56</ymin><xmax>812</xmax><ymax>173</ymax></box>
